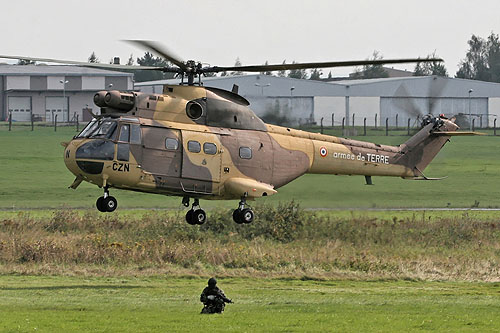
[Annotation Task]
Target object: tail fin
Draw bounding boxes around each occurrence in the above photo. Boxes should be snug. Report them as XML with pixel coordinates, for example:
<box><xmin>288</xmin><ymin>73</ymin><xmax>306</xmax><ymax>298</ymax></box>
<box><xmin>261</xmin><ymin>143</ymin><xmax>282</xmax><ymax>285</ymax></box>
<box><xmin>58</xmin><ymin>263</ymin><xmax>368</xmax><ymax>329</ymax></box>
<box><xmin>396</xmin><ymin>116</ymin><xmax>458</xmax><ymax>176</ymax></box>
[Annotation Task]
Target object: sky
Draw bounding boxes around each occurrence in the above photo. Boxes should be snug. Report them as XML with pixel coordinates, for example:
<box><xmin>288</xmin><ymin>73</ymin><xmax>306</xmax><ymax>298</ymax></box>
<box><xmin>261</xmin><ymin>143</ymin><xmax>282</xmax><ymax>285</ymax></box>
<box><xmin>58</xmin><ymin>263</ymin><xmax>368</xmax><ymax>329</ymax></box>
<box><xmin>2</xmin><ymin>0</ymin><xmax>500</xmax><ymax>77</ymax></box>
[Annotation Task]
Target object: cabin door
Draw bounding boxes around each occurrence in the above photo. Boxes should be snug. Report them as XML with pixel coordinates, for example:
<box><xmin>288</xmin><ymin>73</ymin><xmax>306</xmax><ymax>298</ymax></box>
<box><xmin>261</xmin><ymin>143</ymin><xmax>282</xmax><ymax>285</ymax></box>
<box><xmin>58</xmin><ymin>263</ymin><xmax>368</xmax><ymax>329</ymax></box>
<box><xmin>141</xmin><ymin>126</ymin><xmax>182</xmax><ymax>177</ymax></box>
<box><xmin>181</xmin><ymin>130</ymin><xmax>221</xmax><ymax>183</ymax></box>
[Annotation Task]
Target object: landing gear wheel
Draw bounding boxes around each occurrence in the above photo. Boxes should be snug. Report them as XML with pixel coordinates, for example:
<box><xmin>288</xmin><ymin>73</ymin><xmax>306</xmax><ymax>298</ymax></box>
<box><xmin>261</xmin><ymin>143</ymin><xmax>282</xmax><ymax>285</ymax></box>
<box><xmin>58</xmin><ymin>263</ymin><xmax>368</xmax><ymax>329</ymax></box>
<box><xmin>186</xmin><ymin>210</ymin><xmax>196</xmax><ymax>225</ymax></box>
<box><xmin>186</xmin><ymin>209</ymin><xmax>206</xmax><ymax>225</ymax></box>
<box><xmin>233</xmin><ymin>209</ymin><xmax>244</xmax><ymax>224</ymax></box>
<box><xmin>233</xmin><ymin>208</ymin><xmax>254</xmax><ymax>224</ymax></box>
<box><xmin>103</xmin><ymin>196</ymin><xmax>117</xmax><ymax>212</ymax></box>
<box><xmin>233</xmin><ymin>195</ymin><xmax>254</xmax><ymax>224</ymax></box>
<box><xmin>240</xmin><ymin>208</ymin><xmax>254</xmax><ymax>224</ymax></box>
<box><xmin>193</xmin><ymin>209</ymin><xmax>206</xmax><ymax>225</ymax></box>
<box><xmin>185</xmin><ymin>198</ymin><xmax>206</xmax><ymax>225</ymax></box>
<box><xmin>96</xmin><ymin>196</ymin><xmax>106</xmax><ymax>212</ymax></box>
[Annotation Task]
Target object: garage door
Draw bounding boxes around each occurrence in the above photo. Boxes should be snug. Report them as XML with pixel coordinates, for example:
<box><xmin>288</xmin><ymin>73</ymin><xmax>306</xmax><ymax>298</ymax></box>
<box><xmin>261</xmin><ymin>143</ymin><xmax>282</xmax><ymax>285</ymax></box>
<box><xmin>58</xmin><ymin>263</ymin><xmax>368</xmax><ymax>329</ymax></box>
<box><xmin>46</xmin><ymin>97</ymin><xmax>68</xmax><ymax>122</ymax></box>
<box><xmin>8</xmin><ymin>97</ymin><xmax>31</xmax><ymax>121</ymax></box>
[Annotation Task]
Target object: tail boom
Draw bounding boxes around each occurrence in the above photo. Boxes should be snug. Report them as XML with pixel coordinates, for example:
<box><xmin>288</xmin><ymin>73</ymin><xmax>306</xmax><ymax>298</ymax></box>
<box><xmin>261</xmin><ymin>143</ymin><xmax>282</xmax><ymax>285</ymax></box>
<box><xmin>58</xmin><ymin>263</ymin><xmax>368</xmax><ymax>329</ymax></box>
<box><xmin>306</xmin><ymin>117</ymin><xmax>458</xmax><ymax>179</ymax></box>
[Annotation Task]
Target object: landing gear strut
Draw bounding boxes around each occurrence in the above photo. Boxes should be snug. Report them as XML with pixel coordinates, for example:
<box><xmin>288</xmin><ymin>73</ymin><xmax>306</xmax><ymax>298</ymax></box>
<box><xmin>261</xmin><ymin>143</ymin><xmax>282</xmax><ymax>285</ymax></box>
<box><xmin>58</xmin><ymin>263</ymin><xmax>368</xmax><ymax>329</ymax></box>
<box><xmin>96</xmin><ymin>187</ymin><xmax>117</xmax><ymax>213</ymax></box>
<box><xmin>233</xmin><ymin>197</ymin><xmax>254</xmax><ymax>224</ymax></box>
<box><xmin>184</xmin><ymin>198</ymin><xmax>206</xmax><ymax>225</ymax></box>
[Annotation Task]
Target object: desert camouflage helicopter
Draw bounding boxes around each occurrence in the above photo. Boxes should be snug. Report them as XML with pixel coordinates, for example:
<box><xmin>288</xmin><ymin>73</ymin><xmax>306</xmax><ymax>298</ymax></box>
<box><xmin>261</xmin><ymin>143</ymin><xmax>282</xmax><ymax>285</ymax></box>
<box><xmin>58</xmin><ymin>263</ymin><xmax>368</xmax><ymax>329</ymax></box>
<box><xmin>0</xmin><ymin>42</ymin><xmax>475</xmax><ymax>225</ymax></box>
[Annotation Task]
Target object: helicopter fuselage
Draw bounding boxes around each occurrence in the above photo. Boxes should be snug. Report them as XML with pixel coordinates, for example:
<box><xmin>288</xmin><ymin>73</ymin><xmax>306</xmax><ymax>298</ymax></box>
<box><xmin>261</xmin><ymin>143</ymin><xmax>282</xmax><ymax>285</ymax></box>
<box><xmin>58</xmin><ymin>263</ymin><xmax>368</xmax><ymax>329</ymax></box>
<box><xmin>63</xmin><ymin>84</ymin><xmax>457</xmax><ymax>210</ymax></box>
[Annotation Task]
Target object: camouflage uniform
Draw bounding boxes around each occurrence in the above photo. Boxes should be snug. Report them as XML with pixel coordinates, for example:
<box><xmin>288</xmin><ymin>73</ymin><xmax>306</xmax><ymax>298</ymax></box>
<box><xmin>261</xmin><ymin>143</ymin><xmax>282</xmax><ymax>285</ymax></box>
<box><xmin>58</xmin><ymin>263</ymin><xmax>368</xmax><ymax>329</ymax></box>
<box><xmin>200</xmin><ymin>278</ymin><xmax>232</xmax><ymax>314</ymax></box>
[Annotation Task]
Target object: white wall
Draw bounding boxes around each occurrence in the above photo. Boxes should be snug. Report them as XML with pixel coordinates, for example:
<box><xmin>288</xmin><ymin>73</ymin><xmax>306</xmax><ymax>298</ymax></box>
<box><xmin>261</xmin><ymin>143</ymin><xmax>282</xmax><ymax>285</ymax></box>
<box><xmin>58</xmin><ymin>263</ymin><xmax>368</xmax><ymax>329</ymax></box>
<box><xmin>6</xmin><ymin>76</ymin><xmax>30</xmax><ymax>90</ymax></box>
<box><xmin>489</xmin><ymin>98</ymin><xmax>500</xmax><ymax>127</ymax></box>
<box><xmin>82</xmin><ymin>76</ymin><xmax>105</xmax><ymax>90</ymax></box>
<box><xmin>313</xmin><ymin>97</ymin><xmax>345</xmax><ymax>126</ymax></box>
<box><xmin>47</xmin><ymin>76</ymin><xmax>65</xmax><ymax>90</ymax></box>
<box><xmin>313</xmin><ymin>96</ymin><xmax>380</xmax><ymax>126</ymax></box>
<box><xmin>350</xmin><ymin>97</ymin><xmax>380</xmax><ymax>126</ymax></box>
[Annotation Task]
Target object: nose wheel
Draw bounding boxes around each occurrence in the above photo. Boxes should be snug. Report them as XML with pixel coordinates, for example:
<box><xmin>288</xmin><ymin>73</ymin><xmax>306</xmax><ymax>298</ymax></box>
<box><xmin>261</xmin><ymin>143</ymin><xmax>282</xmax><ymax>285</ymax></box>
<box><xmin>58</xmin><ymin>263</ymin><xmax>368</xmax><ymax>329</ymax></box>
<box><xmin>184</xmin><ymin>198</ymin><xmax>206</xmax><ymax>225</ymax></box>
<box><xmin>96</xmin><ymin>188</ymin><xmax>117</xmax><ymax>213</ymax></box>
<box><xmin>233</xmin><ymin>197</ymin><xmax>254</xmax><ymax>224</ymax></box>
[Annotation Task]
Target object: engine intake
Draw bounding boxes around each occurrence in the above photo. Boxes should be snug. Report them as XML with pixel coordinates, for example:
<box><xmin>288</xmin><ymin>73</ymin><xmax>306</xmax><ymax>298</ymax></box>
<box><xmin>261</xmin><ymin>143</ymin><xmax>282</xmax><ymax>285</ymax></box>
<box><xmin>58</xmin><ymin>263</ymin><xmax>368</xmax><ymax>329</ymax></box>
<box><xmin>93</xmin><ymin>90</ymin><xmax>135</xmax><ymax>112</ymax></box>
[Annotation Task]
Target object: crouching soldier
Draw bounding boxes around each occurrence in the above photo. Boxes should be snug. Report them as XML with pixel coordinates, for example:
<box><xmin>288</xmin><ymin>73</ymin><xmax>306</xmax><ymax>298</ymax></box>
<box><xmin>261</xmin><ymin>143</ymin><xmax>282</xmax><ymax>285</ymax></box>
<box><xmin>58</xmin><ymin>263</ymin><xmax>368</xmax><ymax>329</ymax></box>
<box><xmin>200</xmin><ymin>277</ymin><xmax>233</xmax><ymax>314</ymax></box>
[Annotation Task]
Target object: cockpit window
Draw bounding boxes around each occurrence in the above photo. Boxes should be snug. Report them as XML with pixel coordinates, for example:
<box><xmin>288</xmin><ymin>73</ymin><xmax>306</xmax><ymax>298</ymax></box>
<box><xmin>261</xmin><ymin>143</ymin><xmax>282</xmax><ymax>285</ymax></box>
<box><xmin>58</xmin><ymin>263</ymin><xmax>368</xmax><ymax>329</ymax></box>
<box><xmin>76</xmin><ymin>119</ymin><xmax>117</xmax><ymax>140</ymax></box>
<box><xmin>119</xmin><ymin>124</ymin><xmax>130</xmax><ymax>142</ymax></box>
<box><xmin>130</xmin><ymin>124</ymin><xmax>141</xmax><ymax>144</ymax></box>
<box><xmin>90</xmin><ymin>121</ymin><xmax>117</xmax><ymax>139</ymax></box>
<box><xmin>76</xmin><ymin>119</ymin><xmax>98</xmax><ymax>138</ymax></box>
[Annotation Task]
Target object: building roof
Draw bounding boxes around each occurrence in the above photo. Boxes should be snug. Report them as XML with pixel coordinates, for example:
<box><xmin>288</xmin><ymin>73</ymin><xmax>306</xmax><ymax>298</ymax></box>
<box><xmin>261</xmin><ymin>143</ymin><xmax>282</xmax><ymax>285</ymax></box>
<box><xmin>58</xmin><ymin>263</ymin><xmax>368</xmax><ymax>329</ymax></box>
<box><xmin>347</xmin><ymin>66</ymin><xmax>414</xmax><ymax>79</ymax></box>
<box><xmin>330</xmin><ymin>76</ymin><xmax>500</xmax><ymax>98</ymax></box>
<box><xmin>0</xmin><ymin>64</ymin><xmax>132</xmax><ymax>77</ymax></box>
<box><xmin>134</xmin><ymin>74</ymin><xmax>500</xmax><ymax>98</ymax></box>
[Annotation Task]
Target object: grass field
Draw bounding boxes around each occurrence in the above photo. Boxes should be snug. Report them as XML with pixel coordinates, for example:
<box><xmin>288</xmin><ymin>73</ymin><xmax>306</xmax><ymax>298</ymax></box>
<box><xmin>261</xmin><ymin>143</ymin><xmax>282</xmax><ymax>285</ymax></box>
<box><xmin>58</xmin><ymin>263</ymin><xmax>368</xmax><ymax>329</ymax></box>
<box><xmin>1</xmin><ymin>206</ymin><xmax>499</xmax><ymax>281</ymax></box>
<box><xmin>1</xmin><ymin>276</ymin><xmax>500</xmax><ymax>332</ymax></box>
<box><xmin>1</xmin><ymin>124</ymin><xmax>499</xmax><ymax>209</ymax></box>
<box><xmin>2</xmin><ymin>124</ymin><xmax>500</xmax><ymax>332</ymax></box>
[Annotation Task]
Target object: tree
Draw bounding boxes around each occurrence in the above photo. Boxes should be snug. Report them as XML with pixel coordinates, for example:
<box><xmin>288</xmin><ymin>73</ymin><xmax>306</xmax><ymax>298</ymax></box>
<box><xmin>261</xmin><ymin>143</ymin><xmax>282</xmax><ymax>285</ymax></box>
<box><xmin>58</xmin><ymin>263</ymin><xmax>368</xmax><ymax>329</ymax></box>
<box><xmin>88</xmin><ymin>52</ymin><xmax>99</xmax><ymax>63</ymax></box>
<box><xmin>413</xmin><ymin>51</ymin><xmax>448</xmax><ymax>77</ymax></box>
<box><xmin>488</xmin><ymin>33</ymin><xmax>500</xmax><ymax>82</ymax></box>
<box><xmin>260</xmin><ymin>61</ymin><xmax>272</xmax><ymax>76</ymax></box>
<box><xmin>309</xmin><ymin>68</ymin><xmax>322</xmax><ymax>80</ymax></box>
<box><xmin>277</xmin><ymin>60</ymin><xmax>287</xmax><ymax>77</ymax></box>
<box><xmin>288</xmin><ymin>61</ymin><xmax>308</xmax><ymax>79</ymax></box>
<box><xmin>134</xmin><ymin>52</ymin><xmax>175</xmax><ymax>82</ymax></box>
<box><xmin>351</xmin><ymin>51</ymin><xmax>388</xmax><ymax>79</ymax></box>
<box><xmin>17</xmin><ymin>59</ymin><xmax>36</xmax><ymax>65</ymax></box>
<box><xmin>456</xmin><ymin>32</ymin><xmax>500</xmax><ymax>82</ymax></box>
<box><xmin>126</xmin><ymin>54</ymin><xmax>134</xmax><ymax>66</ymax></box>
<box><xmin>230</xmin><ymin>57</ymin><xmax>243</xmax><ymax>76</ymax></box>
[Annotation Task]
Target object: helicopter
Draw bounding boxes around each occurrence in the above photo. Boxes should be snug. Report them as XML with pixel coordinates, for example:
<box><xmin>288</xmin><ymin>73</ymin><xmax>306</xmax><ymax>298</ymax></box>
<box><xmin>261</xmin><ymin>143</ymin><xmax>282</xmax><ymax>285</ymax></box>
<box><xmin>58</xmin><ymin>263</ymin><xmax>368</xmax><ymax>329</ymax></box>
<box><xmin>0</xmin><ymin>42</ymin><xmax>476</xmax><ymax>225</ymax></box>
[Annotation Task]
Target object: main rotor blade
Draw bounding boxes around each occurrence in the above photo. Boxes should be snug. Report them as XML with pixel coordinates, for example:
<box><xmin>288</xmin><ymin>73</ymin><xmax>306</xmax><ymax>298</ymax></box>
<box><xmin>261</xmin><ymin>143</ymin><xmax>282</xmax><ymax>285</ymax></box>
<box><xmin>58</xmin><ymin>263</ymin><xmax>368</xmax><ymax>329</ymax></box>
<box><xmin>125</xmin><ymin>40</ymin><xmax>187</xmax><ymax>71</ymax></box>
<box><xmin>204</xmin><ymin>58</ymin><xmax>443</xmax><ymax>73</ymax></box>
<box><xmin>0</xmin><ymin>54</ymin><xmax>180</xmax><ymax>72</ymax></box>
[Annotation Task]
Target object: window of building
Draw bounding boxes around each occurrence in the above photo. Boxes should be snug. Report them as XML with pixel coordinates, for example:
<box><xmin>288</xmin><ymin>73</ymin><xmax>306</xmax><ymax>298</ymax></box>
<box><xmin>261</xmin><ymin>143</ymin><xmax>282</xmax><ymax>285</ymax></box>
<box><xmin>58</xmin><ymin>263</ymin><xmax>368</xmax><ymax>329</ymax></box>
<box><xmin>239</xmin><ymin>147</ymin><xmax>252</xmax><ymax>159</ymax></box>
<box><xmin>188</xmin><ymin>140</ymin><xmax>201</xmax><ymax>153</ymax></box>
<box><xmin>203</xmin><ymin>142</ymin><xmax>217</xmax><ymax>155</ymax></box>
<box><xmin>165</xmin><ymin>138</ymin><xmax>179</xmax><ymax>150</ymax></box>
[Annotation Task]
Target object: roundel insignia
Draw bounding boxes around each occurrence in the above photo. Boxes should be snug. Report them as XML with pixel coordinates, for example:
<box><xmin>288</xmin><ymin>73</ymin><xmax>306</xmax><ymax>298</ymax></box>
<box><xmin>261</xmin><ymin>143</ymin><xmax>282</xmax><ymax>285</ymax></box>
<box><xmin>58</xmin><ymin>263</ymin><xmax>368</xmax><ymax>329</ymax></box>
<box><xmin>319</xmin><ymin>146</ymin><xmax>328</xmax><ymax>157</ymax></box>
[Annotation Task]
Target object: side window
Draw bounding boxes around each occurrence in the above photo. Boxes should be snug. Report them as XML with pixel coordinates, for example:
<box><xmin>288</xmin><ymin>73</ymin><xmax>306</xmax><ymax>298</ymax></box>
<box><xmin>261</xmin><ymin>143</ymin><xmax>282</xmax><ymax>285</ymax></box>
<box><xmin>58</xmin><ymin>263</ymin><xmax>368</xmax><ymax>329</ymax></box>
<box><xmin>119</xmin><ymin>124</ymin><xmax>130</xmax><ymax>142</ymax></box>
<box><xmin>165</xmin><ymin>137</ymin><xmax>179</xmax><ymax>150</ymax></box>
<box><xmin>130</xmin><ymin>124</ymin><xmax>141</xmax><ymax>144</ymax></box>
<box><xmin>117</xmin><ymin>143</ymin><xmax>129</xmax><ymax>161</ymax></box>
<box><xmin>239</xmin><ymin>147</ymin><xmax>252</xmax><ymax>159</ymax></box>
<box><xmin>188</xmin><ymin>140</ymin><xmax>201</xmax><ymax>153</ymax></box>
<box><xmin>203</xmin><ymin>142</ymin><xmax>217</xmax><ymax>155</ymax></box>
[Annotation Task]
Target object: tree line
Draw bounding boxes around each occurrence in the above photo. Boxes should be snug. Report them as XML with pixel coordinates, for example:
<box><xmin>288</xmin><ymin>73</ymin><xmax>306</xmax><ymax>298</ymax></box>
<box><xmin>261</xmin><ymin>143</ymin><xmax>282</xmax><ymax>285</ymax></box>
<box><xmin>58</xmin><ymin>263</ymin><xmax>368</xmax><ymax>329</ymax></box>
<box><xmin>14</xmin><ymin>31</ymin><xmax>500</xmax><ymax>83</ymax></box>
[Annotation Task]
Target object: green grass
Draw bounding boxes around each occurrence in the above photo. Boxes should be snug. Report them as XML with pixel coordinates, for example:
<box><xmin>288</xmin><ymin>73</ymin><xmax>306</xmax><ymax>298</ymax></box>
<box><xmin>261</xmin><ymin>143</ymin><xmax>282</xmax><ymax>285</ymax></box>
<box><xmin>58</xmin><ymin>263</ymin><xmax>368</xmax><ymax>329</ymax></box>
<box><xmin>1</xmin><ymin>276</ymin><xmax>499</xmax><ymax>332</ymax></box>
<box><xmin>0</xmin><ymin>125</ymin><xmax>498</xmax><ymax>209</ymax></box>
<box><xmin>1</xmin><ymin>205</ymin><xmax>499</xmax><ymax>281</ymax></box>
<box><xmin>2</xmin><ymin>125</ymin><xmax>500</xmax><ymax>332</ymax></box>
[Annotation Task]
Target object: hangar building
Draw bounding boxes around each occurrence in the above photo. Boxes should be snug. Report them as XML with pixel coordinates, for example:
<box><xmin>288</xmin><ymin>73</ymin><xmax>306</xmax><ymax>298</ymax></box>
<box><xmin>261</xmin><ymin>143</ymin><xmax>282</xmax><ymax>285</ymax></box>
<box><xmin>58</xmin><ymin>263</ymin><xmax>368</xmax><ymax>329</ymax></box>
<box><xmin>135</xmin><ymin>74</ymin><xmax>500</xmax><ymax>128</ymax></box>
<box><xmin>0</xmin><ymin>65</ymin><xmax>133</xmax><ymax>122</ymax></box>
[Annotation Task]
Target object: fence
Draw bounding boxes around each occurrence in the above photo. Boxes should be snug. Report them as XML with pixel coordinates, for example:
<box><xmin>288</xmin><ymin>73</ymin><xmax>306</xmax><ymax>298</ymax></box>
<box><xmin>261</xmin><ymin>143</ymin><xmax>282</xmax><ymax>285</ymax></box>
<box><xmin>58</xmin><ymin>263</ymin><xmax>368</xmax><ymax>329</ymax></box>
<box><xmin>317</xmin><ymin>113</ymin><xmax>498</xmax><ymax>136</ymax></box>
<box><xmin>3</xmin><ymin>111</ymin><xmax>81</xmax><ymax>132</ymax></box>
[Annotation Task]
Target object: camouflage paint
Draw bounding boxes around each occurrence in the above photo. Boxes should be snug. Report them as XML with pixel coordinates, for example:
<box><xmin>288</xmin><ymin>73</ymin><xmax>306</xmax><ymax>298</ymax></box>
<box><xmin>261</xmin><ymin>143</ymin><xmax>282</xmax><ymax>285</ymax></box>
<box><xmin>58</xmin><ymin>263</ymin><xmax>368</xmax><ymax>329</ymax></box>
<box><xmin>64</xmin><ymin>85</ymin><xmax>458</xmax><ymax>202</ymax></box>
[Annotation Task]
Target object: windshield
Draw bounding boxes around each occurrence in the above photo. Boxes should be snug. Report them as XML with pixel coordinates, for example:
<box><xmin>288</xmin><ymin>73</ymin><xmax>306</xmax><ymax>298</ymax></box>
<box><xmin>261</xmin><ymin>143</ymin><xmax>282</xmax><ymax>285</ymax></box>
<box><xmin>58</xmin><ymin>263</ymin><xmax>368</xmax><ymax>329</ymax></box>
<box><xmin>76</xmin><ymin>119</ymin><xmax>117</xmax><ymax>140</ymax></box>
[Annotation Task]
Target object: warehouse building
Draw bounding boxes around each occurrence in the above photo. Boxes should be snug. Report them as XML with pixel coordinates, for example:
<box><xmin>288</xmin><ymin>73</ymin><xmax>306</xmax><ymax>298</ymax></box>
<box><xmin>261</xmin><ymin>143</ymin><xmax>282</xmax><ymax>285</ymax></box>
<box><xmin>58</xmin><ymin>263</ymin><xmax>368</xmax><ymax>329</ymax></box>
<box><xmin>0</xmin><ymin>65</ymin><xmax>133</xmax><ymax>122</ymax></box>
<box><xmin>135</xmin><ymin>74</ymin><xmax>500</xmax><ymax>128</ymax></box>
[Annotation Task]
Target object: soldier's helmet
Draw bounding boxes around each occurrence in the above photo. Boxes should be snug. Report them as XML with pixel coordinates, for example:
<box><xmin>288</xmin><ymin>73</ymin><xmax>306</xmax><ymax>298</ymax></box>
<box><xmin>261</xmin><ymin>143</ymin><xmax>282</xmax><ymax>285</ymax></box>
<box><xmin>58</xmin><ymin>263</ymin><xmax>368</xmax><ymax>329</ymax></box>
<box><xmin>208</xmin><ymin>277</ymin><xmax>217</xmax><ymax>287</ymax></box>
